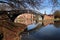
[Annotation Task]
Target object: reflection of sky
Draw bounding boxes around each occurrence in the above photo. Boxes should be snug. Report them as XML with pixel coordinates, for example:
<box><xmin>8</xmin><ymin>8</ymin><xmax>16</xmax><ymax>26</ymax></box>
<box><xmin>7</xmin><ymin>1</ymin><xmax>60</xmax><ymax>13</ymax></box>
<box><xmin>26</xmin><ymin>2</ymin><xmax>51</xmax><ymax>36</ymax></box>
<box><xmin>27</xmin><ymin>23</ymin><xmax>40</xmax><ymax>31</ymax></box>
<box><xmin>28</xmin><ymin>24</ymin><xmax>60</xmax><ymax>40</ymax></box>
<box><xmin>38</xmin><ymin>24</ymin><xmax>57</xmax><ymax>36</ymax></box>
<box><xmin>0</xmin><ymin>0</ymin><xmax>60</xmax><ymax>14</ymax></box>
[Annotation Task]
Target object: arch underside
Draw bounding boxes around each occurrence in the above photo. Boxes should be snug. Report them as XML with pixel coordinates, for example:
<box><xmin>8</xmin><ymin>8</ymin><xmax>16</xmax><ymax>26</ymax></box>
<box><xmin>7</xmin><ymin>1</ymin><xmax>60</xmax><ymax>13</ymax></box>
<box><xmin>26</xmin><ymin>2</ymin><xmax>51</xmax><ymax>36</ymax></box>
<box><xmin>0</xmin><ymin>10</ymin><xmax>43</xmax><ymax>22</ymax></box>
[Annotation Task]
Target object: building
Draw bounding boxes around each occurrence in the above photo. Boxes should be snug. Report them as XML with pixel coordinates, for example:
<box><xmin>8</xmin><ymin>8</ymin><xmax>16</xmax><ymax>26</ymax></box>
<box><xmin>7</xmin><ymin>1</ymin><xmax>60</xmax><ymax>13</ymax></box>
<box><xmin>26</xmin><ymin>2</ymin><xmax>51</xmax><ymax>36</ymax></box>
<box><xmin>43</xmin><ymin>14</ymin><xmax>54</xmax><ymax>26</ymax></box>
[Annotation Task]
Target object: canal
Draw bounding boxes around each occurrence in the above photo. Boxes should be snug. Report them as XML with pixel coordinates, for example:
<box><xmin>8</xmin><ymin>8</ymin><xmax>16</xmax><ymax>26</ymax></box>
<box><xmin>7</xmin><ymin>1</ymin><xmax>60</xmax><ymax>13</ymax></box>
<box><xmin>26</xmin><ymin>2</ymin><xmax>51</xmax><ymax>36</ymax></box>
<box><xmin>21</xmin><ymin>21</ymin><xmax>60</xmax><ymax>40</ymax></box>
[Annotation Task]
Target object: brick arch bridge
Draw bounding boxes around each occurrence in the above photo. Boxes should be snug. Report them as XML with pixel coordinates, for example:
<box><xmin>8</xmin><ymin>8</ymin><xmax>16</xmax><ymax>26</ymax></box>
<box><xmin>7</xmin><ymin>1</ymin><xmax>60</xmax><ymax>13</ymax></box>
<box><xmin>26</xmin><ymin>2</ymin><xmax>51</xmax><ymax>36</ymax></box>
<box><xmin>1</xmin><ymin>10</ymin><xmax>43</xmax><ymax>22</ymax></box>
<box><xmin>0</xmin><ymin>10</ymin><xmax>43</xmax><ymax>40</ymax></box>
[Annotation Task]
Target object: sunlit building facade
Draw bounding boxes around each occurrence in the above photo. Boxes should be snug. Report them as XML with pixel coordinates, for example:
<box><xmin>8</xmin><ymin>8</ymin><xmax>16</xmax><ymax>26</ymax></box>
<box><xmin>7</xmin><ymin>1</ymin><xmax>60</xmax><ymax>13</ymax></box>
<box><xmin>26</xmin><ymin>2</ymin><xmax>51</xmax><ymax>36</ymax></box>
<box><xmin>43</xmin><ymin>14</ymin><xmax>54</xmax><ymax>26</ymax></box>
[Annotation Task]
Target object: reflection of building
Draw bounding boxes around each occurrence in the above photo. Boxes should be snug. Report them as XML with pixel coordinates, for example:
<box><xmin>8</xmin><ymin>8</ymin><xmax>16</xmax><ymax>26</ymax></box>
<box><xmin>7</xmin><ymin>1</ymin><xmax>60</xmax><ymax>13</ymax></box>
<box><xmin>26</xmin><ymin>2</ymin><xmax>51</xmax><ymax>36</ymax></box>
<box><xmin>43</xmin><ymin>14</ymin><xmax>54</xmax><ymax>26</ymax></box>
<box><xmin>14</xmin><ymin>13</ymin><xmax>35</xmax><ymax>25</ymax></box>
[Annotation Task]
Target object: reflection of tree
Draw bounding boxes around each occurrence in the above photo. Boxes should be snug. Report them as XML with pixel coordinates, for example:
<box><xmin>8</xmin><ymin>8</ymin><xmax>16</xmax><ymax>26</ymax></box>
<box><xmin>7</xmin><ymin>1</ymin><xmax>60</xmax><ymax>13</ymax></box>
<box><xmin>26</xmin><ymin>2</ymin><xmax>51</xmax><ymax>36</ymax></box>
<box><xmin>54</xmin><ymin>21</ymin><xmax>60</xmax><ymax>28</ymax></box>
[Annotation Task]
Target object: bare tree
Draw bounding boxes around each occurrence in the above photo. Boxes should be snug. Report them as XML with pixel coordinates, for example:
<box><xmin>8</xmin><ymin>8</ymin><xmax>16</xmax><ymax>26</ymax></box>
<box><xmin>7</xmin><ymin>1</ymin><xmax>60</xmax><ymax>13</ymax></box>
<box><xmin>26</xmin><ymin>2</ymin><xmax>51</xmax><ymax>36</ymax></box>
<box><xmin>0</xmin><ymin>0</ymin><xmax>60</xmax><ymax>12</ymax></box>
<box><xmin>53</xmin><ymin>10</ymin><xmax>60</xmax><ymax>18</ymax></box>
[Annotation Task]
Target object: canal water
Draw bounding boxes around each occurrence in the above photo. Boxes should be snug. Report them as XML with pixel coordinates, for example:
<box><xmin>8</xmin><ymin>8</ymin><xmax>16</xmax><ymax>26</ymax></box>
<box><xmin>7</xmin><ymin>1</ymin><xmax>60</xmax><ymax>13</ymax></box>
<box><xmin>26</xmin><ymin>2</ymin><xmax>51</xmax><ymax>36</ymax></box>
<box><xmin>21</xmin><ymin>21</ymin><xmax>60</xmax><ymax>40</ymax></box>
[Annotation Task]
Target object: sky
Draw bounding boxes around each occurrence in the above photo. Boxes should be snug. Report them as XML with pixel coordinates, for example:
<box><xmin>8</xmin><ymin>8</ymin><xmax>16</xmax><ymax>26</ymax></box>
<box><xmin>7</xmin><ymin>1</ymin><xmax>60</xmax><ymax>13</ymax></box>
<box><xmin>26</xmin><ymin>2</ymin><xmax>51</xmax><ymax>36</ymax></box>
<box><xmin>24</xmin><ymin>0</ymin><xmax>60</xmax><ymax>14</ymax></box>
<box><xmin>0</xmin><ymin>0</ymin><xmax>60</xmax><ymax>14</ymax></box>
<box><xmin>39</xmin><ymin>0</ymin><xmax>60</xmax><ymax>14</ymax></box>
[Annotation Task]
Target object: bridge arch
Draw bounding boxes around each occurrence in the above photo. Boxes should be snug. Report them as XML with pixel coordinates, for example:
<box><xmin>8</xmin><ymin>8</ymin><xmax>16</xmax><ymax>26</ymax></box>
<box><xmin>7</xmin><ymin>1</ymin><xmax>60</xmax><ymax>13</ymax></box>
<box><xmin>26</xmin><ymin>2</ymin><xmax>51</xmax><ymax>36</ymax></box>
<box><xmin>13</xmin><ymin>10</ymin><xmax>43</xmax><ymax>25</ymax></box>
<box><xmin>0</xmin><ymin>10</ymin><xmax>43</xmax><ymax>25</ymax></box>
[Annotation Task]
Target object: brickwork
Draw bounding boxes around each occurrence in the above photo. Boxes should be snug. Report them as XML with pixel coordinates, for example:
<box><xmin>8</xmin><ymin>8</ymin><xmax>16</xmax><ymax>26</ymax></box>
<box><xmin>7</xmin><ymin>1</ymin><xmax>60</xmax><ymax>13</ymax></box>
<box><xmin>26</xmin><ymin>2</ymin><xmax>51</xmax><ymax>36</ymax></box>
<box><xmin>0</xmin><ymin>14</ymin><xmax>27</xmax><ymax>40</ymax></box>
<box><xmin>14</xmin><ymin>13</ymin><xmax>34</xmax><ymax>25</ymax></box>
<box><xmin>43</xmin><ymin>14</ymin><xmax>54</xmax><ymax>26</ymax></box>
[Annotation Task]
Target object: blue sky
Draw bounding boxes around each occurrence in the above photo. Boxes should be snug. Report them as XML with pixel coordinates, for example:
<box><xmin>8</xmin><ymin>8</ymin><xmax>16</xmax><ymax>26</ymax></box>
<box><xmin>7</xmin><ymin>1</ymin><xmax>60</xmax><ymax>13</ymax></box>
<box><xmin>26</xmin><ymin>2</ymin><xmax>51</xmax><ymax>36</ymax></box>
<box><xmin>24</xmin><ymin>0</ymin><xmax>60</xmax><ymax>14</ymax></box>
<box><xmin>39</xmin><ymin>0</ymin><xmax>60</xmax><ymax>14</ymax></box>
<box><xmin>35</xmin><ymin>0</ymin><xmax>60</xmax><ymax>14</ymax></box>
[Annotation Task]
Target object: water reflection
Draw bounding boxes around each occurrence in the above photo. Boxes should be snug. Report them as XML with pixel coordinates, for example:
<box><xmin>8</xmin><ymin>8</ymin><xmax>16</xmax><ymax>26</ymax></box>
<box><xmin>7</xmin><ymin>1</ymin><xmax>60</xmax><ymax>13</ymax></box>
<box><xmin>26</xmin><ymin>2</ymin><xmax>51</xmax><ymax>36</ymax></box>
<box><xmin>30</xmin><ymin>23</ymin><xmax>60</xmax><ymax>40</ymax></box>
<box><xmin>22</xmin><ymin>21</ymin><xmax>60</xmax><ymax>40</ymax></box>
<box><xmin>27</xmin><ymin>20</ymin><xmax>54</xmax><ymax>31</ymax></box>
<box><xmin>54</xmin><ymin>21</ymin><xmax>60</xmax><ymax>28</ymax></box>
<box><xmin>27</xmin><ymin>23</ymin><xmax>37</xmax><ymax>30</ymax></box>
<box><xmin>27</xmin><ymin>22</ymin><xmax>42</xmax><ymax>31</ymax></box>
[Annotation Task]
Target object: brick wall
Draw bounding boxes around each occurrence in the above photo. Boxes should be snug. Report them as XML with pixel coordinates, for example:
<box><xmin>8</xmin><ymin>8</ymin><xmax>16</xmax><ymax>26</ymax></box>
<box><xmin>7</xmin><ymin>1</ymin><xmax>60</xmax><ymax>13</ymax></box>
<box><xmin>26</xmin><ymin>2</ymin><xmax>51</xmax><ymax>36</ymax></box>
<box><xmin>14</xmin><ymin>13</ymin><xmax>34</xmax><ymax>25</ymax></box>
<box><xmin>0</xmin><ymin>14</ymin><xmax>27</xmax><ymax>40</ymax></box>
<box><xmin>43</xmin><ymin>15</ymin><xmax>54</xmax><ymax>26</ymax></box>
